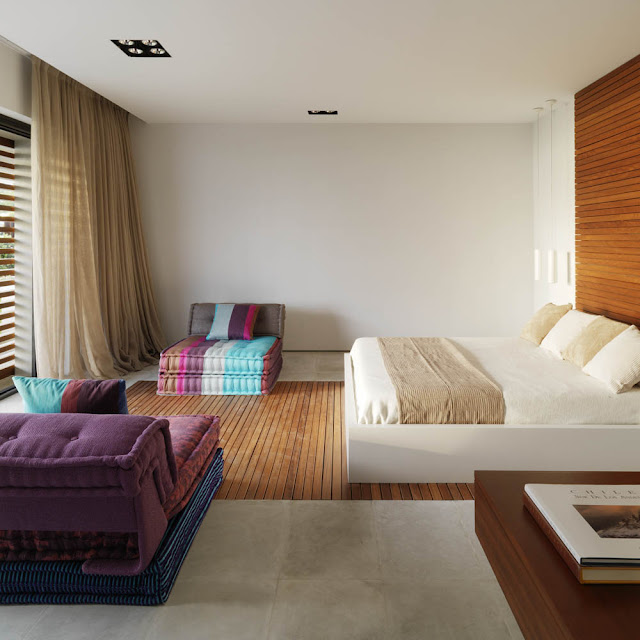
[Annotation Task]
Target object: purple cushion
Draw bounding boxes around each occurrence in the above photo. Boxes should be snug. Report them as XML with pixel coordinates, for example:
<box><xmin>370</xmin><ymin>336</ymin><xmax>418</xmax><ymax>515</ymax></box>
<box><xmin>0</xmin><ymin>413</ymin><xmax>180</xmax><ymax>576</ymax></box>
<box><xmin>0</xmin><ymin>413</ymin><xmax>176</xmax><ymax>496</ymax></box>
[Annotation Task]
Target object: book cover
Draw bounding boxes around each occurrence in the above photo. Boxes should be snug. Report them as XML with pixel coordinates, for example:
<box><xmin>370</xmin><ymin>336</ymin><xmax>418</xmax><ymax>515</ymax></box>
<box><xmin>524</xmin><ymin>484</ymin><xmax>640</xmax><ymax>567</ymax></box>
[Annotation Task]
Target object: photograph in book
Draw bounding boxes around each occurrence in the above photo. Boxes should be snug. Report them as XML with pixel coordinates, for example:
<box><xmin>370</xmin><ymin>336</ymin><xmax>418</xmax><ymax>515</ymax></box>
<box><xmin>575</xmin><ymin>505</ymin><xmax>640</xmax><ymax>539</ymax></box>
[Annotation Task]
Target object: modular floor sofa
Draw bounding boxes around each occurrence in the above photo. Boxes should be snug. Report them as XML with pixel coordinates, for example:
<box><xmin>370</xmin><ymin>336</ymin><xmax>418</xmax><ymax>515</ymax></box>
<box><xmin>0</xmin><ymin>412</ymin><xmax>223</xmax><ymax>604</ymax></box>
<box><xmin>158</xmin><ymin>303</ymin><xmax>286</xmax><ymax>395</ymax></box>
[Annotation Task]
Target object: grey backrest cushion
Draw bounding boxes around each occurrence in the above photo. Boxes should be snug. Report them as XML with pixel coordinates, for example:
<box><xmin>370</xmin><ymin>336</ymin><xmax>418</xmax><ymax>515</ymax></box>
<box><xmin>188</xmin><ymin>303</ymin><xmax>286</xmax><ymax>339</ymax></box>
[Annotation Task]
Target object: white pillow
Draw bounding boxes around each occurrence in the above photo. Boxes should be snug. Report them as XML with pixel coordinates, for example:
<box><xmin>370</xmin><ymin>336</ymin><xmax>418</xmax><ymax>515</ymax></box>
<box><xmin>540</xmin><ymin>310</ymin><xmax>599</xmax><ymax>358</ymax></box>
<box><xmin>583</xmin><ymin>325</ymin><xmax>640</xmax><ymax>394</ymax></box>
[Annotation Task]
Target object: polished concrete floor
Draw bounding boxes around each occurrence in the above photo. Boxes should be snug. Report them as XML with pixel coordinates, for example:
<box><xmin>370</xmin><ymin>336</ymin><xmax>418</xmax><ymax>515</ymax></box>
<box><xmin>3</xmin><ymin>502</ymin><xmax>522</xmax><ymax>640</ymax></box>
<box><xmin>0</xmin><ymin>353</ymin><xmax>523</xmax><ymax>639</ymax></box>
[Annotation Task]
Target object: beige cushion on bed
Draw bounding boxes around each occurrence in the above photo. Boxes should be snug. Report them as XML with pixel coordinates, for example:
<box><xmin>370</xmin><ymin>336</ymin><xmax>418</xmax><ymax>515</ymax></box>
<box><xmin>562</xmin><ymin>316</ymin><xmax>629</xmax><ymax>367</ymax></box>
<box><xmin>540</xmin><ymin>310</ymin><xmax>599</xmax><ymax>358</ymax></box>
<box><xmin>583</xmin><ymin>325</ymin><xmax>640</xmax><ymax>393</ymax></box>
<box><xmin>520</xmin><ymin>303</ymin><xmax>573</xmax><ymax>345</ymax></box>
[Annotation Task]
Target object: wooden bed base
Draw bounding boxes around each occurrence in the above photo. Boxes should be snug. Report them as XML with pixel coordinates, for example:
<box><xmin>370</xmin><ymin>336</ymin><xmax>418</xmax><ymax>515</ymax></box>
<box><xmin>345</xmin><ymin>354</ymin><xmax>640</xmax><ymax>483</ymax></box>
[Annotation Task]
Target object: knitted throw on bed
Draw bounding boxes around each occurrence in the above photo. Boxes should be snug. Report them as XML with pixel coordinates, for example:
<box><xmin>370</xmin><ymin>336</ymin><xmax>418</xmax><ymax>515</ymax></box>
<box><xmin>377</xmin><ymin>337</ymin><xmax>505</xmax><ymax>424</ymax></box>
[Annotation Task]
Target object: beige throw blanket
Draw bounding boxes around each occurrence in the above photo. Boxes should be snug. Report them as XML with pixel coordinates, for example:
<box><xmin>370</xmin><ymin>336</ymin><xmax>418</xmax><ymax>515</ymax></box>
<box><xmin>377</xmin><ymin>337</ymin><xmax>505</xmax><ymax>424</ymax></box>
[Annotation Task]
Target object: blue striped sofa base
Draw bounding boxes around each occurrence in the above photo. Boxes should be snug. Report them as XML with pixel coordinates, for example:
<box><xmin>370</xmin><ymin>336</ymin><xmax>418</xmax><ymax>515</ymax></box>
<box><xmin>0</xmin><ymin>449</ymin><xmax>224</xmax><ymax>606</ymax></box>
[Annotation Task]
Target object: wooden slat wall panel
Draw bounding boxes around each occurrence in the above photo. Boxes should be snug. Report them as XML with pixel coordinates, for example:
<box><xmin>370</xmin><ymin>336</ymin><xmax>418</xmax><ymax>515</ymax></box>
<box><xmin>127</xmin><ymin>381</ymin><xmax>475</xmax><ymax>501</ymax></box>
<box><xmin>576</xmin><ymin>53</ymin><xmax>640</xmax><ymax>323</ymax></box>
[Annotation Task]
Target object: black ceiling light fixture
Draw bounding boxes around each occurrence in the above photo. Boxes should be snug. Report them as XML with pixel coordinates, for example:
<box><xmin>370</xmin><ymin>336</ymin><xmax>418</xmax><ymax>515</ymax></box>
<box><xmin>112</xmin><ymin>39</ymin><xmax>170</xmax><ymax>57</ymax></box>
<box><xmin>308</xmin><ymin>110</ymin><xmax>338</xmax><ymax>115</ymax></box>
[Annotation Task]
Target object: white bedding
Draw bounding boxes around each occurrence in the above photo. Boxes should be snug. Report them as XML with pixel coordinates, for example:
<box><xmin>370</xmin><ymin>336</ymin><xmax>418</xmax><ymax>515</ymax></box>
<box><xmin>350</xmin><ymin>337</ymin><xmax>640</xmax><ymax>425</ymax></box>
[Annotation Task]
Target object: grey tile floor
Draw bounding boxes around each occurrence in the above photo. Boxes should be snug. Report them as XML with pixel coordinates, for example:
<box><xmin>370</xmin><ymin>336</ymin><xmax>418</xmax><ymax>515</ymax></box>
<box><xmin>6</xmin><ymin>502</ymin><xmax>523</xmax><ymax>640</ymax></box>
<box><xmin>0</xmin><ymin>352</ymin><xmax>524</xmax><ymax>639</ymax></box>
<box><xmin>278</xmin><ymin>351</ymin><xmax>345</xmax><ymax>381</ymax></box>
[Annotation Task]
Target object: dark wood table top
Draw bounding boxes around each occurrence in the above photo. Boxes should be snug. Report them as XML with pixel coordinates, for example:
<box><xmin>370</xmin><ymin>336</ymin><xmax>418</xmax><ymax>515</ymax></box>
<box><xmin>475</xmin><ymin>470</ymin><xmax>640</xmax><ymax>640</ymax></box>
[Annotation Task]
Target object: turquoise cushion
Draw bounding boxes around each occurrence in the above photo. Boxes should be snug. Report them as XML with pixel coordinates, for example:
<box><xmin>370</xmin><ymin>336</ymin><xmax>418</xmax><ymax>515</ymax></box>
<box><xmin>13</xmin><ymin>377</ymin><xmax>128</xmax><ymax>414</ymax></box>
<box><xmin>13</xmin><ymin>377</ymin><xmax>71</xmax><ymax>413</ymax></box>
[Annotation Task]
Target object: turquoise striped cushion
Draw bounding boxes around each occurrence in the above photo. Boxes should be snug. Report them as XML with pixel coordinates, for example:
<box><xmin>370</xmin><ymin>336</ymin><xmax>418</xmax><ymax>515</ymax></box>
<box><xmin>206</xmin><ymin>304</ymin><xmax>259</xmax><ymax>340</ymax></box>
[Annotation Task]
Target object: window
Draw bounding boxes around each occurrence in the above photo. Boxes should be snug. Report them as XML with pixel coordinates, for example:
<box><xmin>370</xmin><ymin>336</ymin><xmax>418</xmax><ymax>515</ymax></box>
<box><xmin>0</xmin><ymin>114</ymin><xmax>32</xmax><ymax>390</ymax></box>
<box><xmin>0</xmin><ymin>136</ymin><xmax>17</xmax><ymax>380</ymax></box>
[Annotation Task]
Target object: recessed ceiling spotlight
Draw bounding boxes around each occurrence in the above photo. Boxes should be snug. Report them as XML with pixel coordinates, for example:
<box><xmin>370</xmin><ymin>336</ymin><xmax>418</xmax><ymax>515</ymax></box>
<box><xmin>308</xmin><ymin>110</ymin><xmax>338</xmax><ymax>115</ymax></box>
<box><xmin>111</xmin><ymin>39</ymin><xmax>171</xmax><ymax>57</ymax></box>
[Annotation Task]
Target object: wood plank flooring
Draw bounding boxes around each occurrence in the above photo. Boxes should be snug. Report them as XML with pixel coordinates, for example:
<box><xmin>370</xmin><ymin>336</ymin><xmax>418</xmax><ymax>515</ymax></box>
<box><xmin>127</xmin><ymin>380</ymin><xmax>474</xmax><ymax>500</ymax></box>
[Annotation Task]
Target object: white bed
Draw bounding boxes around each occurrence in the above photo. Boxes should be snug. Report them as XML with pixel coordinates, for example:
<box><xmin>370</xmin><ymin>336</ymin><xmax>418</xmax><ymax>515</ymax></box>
<box><xmin>345</xmin><ymin>337</ymin><xmax>640</xmax><ymax>483</ymax></box>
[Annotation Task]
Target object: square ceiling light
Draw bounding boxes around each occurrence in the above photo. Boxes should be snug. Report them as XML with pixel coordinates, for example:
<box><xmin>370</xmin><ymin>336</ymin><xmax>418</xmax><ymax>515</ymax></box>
<box><xmin>112</xmin><ymin>40</ymin><xmax>170</xmax><ymax>57</ymax></box>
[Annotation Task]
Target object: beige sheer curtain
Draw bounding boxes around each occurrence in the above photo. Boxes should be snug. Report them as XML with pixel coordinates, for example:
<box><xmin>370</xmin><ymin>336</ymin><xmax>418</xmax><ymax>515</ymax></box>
<box><xmin>32</xmin><ymin>58</ymin><xmax>165</xmax><ymax>379</ymax></box>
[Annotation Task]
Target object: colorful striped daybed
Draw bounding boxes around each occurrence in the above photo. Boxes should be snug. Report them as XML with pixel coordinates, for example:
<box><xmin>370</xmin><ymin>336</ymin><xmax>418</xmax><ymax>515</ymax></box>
<box><xmin>157</xmin><ymin>303</ymin><xmax>285</xmax><ymax>396</ymax></box>
<box><xmin>0</xmin><ymin>449</ymin><xmax>223</xmax><ymax>605</ymax></box>
<box><xmin>0</xmin><ymin>412</ymin><xmax>224</xmax><ymax>604</ymax></box>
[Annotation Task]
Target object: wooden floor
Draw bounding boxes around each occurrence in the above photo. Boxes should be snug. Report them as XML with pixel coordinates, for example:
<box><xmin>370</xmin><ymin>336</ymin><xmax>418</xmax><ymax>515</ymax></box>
<box><xmin>127</xmin><ymin>380</ymin><xmax>474</xmax><ymax>500</ymax></box>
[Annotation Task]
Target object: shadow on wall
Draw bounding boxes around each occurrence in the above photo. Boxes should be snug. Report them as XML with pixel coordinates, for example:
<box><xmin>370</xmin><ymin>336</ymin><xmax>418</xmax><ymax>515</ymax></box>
<box><xmin>285</xmin><ymin>307</ymin><xmax>349</xmax><ymax>351</ymax></box>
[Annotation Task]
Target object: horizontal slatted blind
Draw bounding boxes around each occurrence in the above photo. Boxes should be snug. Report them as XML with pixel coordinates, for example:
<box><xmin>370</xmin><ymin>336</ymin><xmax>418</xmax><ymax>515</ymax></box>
<box><xmin>0</xmin><ymin>136</ymin><xmax>16</xmax><ymax>379</ymax></box>
<box><xmin>575</xmin><ymin>53</ymin><xmax>640</xmax><ymax>325</ymax></box>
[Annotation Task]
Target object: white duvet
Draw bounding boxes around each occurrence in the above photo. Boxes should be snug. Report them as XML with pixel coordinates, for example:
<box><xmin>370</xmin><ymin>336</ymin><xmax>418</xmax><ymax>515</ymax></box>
<box><xmin>350</xmin><ymin>337</ymin><xmax>640</xmax><ymax>425</ymax></box>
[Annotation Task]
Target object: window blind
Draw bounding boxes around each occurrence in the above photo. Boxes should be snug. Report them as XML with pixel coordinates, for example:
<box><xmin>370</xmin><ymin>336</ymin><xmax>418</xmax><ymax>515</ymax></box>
<box><xmin>0</xmin><ymin>136</ymin><xmax>17</xmax><ymax>379</ymax></box>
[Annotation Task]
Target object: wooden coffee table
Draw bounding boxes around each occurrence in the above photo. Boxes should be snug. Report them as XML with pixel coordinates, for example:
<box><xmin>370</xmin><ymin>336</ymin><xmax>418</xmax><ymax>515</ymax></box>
<box><xmin>475</xmin><ymin>470</ymin><xmax>640</xmax><ymax>640</ymax></box>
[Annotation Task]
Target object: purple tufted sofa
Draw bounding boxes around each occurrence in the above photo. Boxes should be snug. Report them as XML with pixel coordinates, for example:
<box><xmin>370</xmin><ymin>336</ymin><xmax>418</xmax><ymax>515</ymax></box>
<box><xmin>0</xmin><ymin>413</ymin><xmax>177</xmax><ymax>576</ymax></box>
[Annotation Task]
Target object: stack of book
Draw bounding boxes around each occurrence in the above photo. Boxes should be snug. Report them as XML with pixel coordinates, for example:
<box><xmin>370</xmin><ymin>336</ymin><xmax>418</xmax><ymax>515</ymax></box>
<box><xmin>524</xmin><ymin>483</ymin><xmax>640</xmax><ymax>584</ymax></box>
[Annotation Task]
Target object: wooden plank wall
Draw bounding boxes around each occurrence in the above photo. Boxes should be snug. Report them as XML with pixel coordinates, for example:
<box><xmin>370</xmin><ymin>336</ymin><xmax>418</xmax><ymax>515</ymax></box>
<box><xmin>575</xmin><ymin>53</ymin><xmax>640</xmax><ymax>324</ymax></box>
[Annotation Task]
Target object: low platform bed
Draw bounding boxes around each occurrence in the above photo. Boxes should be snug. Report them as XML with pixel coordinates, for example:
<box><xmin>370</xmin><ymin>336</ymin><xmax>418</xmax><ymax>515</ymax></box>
<box><xmin>345</xmin><ymin>337</ymin><xmax>640</xmax><ymax>483</ymax></box>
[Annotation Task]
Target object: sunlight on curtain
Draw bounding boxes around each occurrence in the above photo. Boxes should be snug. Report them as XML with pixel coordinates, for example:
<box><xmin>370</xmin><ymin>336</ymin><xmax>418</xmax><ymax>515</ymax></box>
<box><xmin>32</xmin><ymin>58</ymin><xmax>165</xmax><ymax>378</ymax></box>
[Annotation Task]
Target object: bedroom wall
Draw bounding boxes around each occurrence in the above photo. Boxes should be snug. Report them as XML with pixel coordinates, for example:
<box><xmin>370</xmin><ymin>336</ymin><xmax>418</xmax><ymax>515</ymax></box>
<box><xmin>130</xmin><ymin>122</ymin><xmax>533</xmax><ymax>350</ymax></box>
<box><xmin>532</xmin><ymin>100</ymin><xmax>576</xmax><ymax>309</ymax></box>
<box><xmin>0</xmin><ymin>38</ymin><xmax>31</xmax><ymax>120</ymax></box>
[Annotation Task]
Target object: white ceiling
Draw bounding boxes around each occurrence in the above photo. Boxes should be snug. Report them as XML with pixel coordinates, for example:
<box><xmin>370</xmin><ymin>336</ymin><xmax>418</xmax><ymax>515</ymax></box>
<box><xmin>2</xmin><ymin>0</ymin><xmax>640</xmax><ymax>123</ymax></box>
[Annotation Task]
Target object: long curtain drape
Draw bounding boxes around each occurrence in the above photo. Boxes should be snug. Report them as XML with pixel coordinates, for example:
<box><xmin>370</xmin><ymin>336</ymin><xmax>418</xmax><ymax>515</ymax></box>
<box><xmin>32</xmin><ymin>58</ymin><xmax>165</xmax><ymax>378</ymax></box>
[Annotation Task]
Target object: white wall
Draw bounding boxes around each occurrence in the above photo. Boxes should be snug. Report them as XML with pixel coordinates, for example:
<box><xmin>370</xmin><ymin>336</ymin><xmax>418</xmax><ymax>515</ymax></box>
<box><xmin>131</xmin><ymin>122</ymin><xmax>533</xmax><ymax>350</ymax></box>
<box><xmin>0</xmin><ymin>39</ymin><xmax>30</xmax><ymax>120</ymax></box>
<box><xmin>533</xmin><ymin>100</ymin><xmax>575</xmax><ymax>308</ymax></box>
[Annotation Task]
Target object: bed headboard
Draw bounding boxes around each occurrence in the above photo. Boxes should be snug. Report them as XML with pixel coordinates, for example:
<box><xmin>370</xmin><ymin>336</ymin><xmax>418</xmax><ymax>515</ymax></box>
<box><xmin>575</xmin><ymin>53</ymin><xmax>640</xmax><ymax>326</ymax></box>
<box><xmin>187</xmin><ymin>303</ymin><xmax>286</xmax><ymax>339</ymax></box>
